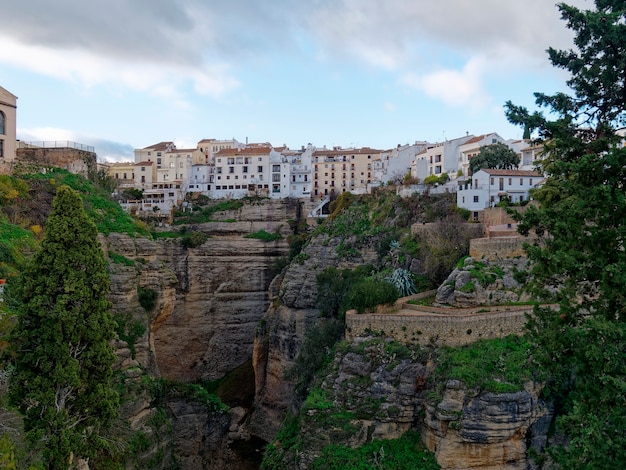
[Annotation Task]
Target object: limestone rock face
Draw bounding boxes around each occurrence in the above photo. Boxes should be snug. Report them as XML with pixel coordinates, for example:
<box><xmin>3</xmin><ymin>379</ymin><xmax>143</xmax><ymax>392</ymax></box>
<box><xmin>422</xmin><ymin>380</ymin><xmax>551</xmax><ymax>470</ymax></box>
<box><xmin>435</xmin><ymin>257</ymin><xmax>531</xmax><ymax>308</ymax></box>
<box><xmin>250</xmin><ymin>232</ymin><xmax>379</xmax><ymax>440</ymax></box>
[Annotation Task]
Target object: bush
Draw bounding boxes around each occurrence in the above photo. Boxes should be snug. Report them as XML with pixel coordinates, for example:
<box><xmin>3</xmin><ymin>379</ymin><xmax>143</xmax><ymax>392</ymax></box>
<box><xmin>138</xmin><ymin>286</ymin><xmax>158</xmax><ymax>312</ymax></box>
<box><xmin>181</xmin><ymin>231</ymin><xmax>209</xmax><ymax>248</ymax></box>
<box><xmin>343</xmin><ymin>279</ymin><xmax>399</xmax><ymax>314</ymax></box>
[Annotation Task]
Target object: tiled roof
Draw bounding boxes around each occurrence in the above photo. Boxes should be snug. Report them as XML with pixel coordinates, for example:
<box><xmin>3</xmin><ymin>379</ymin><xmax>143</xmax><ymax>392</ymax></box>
<box><xmin>216</xmin><ymin>147</ymin><xmax>272</xmax><ymax>155</ymax></box>
<box><xmin>312</xmin><ymin>147</ymin><xmax>382</xmax><ymax>156</ymax></box>
<box><xmin>463</xmin><ymin>134</ymin><xmax>486</xmax><ymax>145</ymax></box>
<box><xmin>142</xmin><ymin>141</ymin><xmax>174</xmax><ymax>151</ymax></box>
<box><xmin>135</xmin><ymin>161</ymin><xmax>154</xmax><ymax>166</ymax></box>
<box><xmin>481</xmin><ymin>169</ymin><xmax>540</xmax><ymax>177</ymax></box>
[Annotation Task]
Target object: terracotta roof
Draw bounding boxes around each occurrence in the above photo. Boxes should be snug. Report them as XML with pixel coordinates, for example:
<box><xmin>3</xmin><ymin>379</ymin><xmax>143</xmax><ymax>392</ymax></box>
<box><xmin>463</xmin><ymin>134</ymin><xmax>486</xmax><ymax>145</ymax></box>
<box><xmin>481</xmin><ymin>169</ymin><xmax>540</xmax><ymax>177</ymax></box>
<box><xmin>135</xmin><ymin>161</ymin><xmax>154</xmax><ymax>166</ymax></box>
<box><xmin>142</xmin><ymin>141</ymin><xmax>174</xmax><ymax>151</ymax></box>
<box><xmin>312</xmin><ymin>147</ymin><xmax>382</xmax><ymax>157</ymax></box>
<box><xmin>216</xmin><ymin>147</ymin><xmax>272</xmax><ymax>156</ymax></box>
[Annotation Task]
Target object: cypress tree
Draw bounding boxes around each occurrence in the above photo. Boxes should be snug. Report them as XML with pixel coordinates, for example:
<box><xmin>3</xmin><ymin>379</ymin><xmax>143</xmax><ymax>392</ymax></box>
<box><xmin>8</xmin><ymin>185</ymin><xmax>119</xmax><ymax>469</ymax></box>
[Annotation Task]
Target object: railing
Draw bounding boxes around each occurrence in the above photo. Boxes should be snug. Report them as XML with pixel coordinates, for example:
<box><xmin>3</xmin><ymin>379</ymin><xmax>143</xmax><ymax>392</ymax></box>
<box><xmin>17</xmin><ymin>140</ymin><xmax>95</xmax><ymax>153</ymax></box>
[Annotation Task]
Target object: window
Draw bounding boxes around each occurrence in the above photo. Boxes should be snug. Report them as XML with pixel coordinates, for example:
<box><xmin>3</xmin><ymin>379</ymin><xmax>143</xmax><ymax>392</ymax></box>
<box><xmin>0</xmin><ymin>111</ymin><xmax>5</xmax><ymax>134</ymax></box>
<box><xmin>273</xmin><ymin>165</ymin><xmax>281</xmax><ymax>172</ymax></box>
<box><xmin>229</xmin><ymin>167</ymin><xmax>234</xmax><ymax>174</ymax></box>
<box><xmin>228</xmin><ymin>158</ymin><xmax>235</xmax><ymax>165</ymax></box>
<box><xmin>243</xmin><ymin>166</ymin><xmax>248</xmax><ymax>173</ymax></box>
<box><xmin>508</xmin><ymin>178</ymin><xmax>512</xmax><ymax>185</ymax></box>
<box><xmin>141</xmin><ymin>166</ymin><xmax>145</xmax><ymax>172</ymax></box>
<box><xmin>490</xmin><ymin>177</ymin><xmax>494</xmax><ymax>185</ymax></box>
<box><xmin>169</xmin><ymin>162</ymin><xmax>175</xmax><ymax>168</ymax></box>
<box><xmin>157</xmin><ymin>158</ymin><xmax>162</xmax><ymax>165</ymax></box>
<box><xmin>473</xmin><ymin>196</ymin><xmax>479</xmax><ymax>203</ymax></box>
<box><xmin>217</xmin><ymin>167</ymin><xmax>222</xmax><ymax>174</ymax></box>
<box><xmin>257</xmin><ymin>166</ymin><xmax>263</xmax><ymax>173</ymax></box>
<box><xmin>272</xmin><ymin>174</ymin><xmax>280</xmax><ymax>182</ymax></box>
<box><xmin>520</xmin><ymin>178</ymin><xmax>523</xmax><ymax>185</ymax></box>
<box><xmin>529</xmin><ymin>179</ymin><xmax>533</xmax><ymax>185</ymax></box>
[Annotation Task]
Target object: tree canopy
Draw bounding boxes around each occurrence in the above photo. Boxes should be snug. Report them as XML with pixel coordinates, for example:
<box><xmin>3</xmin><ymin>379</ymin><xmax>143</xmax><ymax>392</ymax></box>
<box><xmin>505</xmin><ymin>1</ymin><xmax>626</xmax><ymax>466</ymax></box>
<box><xmin>468</xmin><ymin>142</ymin><xmax>520</xmax><ymax>175</ymax></box>
<box><xmin>8</xmin><ymin>185</ymin><xmax>119</xmax><ymax>469</ymax></box>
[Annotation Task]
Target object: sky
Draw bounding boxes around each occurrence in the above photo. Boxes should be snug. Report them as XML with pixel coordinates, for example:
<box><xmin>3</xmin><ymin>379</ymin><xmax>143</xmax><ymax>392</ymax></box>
<box><xmin>0</xmin><ymin>0</ymin><xmax>590</xmax><ymax>162</ymax></box>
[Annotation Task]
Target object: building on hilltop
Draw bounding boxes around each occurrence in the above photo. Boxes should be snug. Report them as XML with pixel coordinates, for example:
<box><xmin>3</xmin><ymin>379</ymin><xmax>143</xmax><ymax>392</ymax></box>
<box><xmin>0</xmin><ymin>86</ymin><xmax>17</xmax><ymax>165</ymax></box>
<box><xmin>413</xmin><ymin>134</ymin><xmax>474</xmax><ymax>181</ymax></box>
<box><xmin>312</xmin><ymin>146</ymin><xmax>384</xmax><ymax>198</ymax></box>
<box><xmin>457</xmin><ymin>132</ymin><xmax>507</xmax><ymax>177</ymax></box>
<box><xmin>457</xmin><ymin>168</ymin><xmax>541</xmax><ymax>220</ymax></box>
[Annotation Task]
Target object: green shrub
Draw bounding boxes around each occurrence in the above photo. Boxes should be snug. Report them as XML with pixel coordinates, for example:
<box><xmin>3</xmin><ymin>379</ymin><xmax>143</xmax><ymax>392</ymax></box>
<box><xmin>434</xmin><ymin>335</ymin><xmax>533</xmax><ymax>393</ymax></box>
<box><xmin>343</xmin><ymin>279</ymin><xmax>399</xmax><ymax>314</ymax></box>
<box><xmin>181</xmin><ymin>231</ymin><xmax>209</xmax><ymax>248</ymax></box>
<box><xmin>310</xmin><ymin>432</ymin><xmax>438</xmax><ymax>470</ymax></box>
<box><xmin>138</xmin><ymin>286</ymin><xmax>158</xmax><ymax>312</ymax></box>
<box><xmin>108</xmin><ymin>252</ymin><xmax>135</xmax><ymax>266</ymax></box>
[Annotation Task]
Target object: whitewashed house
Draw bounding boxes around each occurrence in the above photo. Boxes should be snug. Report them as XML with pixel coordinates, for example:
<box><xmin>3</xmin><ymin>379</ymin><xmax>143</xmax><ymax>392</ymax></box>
<box><xmin>457</xmin><ymin>169</ymin><xmax>541</xmax><ymax>217</ymax></box>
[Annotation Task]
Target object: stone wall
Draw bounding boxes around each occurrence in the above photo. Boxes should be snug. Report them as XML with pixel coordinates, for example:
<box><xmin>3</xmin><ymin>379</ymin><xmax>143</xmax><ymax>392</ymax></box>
<box><xmin>469</xmin><ymin>236</ymin><xmax>532</xmax><ymax>260</ymax></box>
<box><xmin>15</xmin><ymin>147</ymin><xmax>96</xmax><ymax>178</ymax></box>
<box><xmin>345</xmin><ymin>305</ymin><xmax>533</xmax><ymax>348</ymax></box>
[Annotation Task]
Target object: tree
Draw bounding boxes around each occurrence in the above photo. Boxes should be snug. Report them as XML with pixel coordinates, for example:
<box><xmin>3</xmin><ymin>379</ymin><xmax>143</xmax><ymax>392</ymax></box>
<box><xmin>8</xmin><ymin>185</ymin><xmax>119</xmax><ymax>469</ymax></box>
<box><xmin>468</xmin><ymin>142</ymin><xmax>520</xmax><ymax>175</ymax></box>
<box><xmin>504</xmin><ymin>1</ymin><xmax>626</xmax><ymax>466</ymax></box>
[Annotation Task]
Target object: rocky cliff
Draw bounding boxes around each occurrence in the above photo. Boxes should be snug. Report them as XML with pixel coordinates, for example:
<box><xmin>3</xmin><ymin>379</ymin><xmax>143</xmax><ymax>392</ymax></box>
<box><xmin>103</xmin><ymin>199</ymin><xmax>297</xmax><ymax>468</ymax></box>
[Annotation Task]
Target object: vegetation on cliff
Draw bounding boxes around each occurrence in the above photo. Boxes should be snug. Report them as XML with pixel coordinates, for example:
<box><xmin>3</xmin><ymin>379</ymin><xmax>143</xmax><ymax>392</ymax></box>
<box><xmin>7</xmin><ymin>186</ymin><xmax>119</xmax><ymax>468</ymax></box>
<box><xmin>506</xmin><ymin>0</ymin><xmax>626</xmax><ymax>465</ymax></box>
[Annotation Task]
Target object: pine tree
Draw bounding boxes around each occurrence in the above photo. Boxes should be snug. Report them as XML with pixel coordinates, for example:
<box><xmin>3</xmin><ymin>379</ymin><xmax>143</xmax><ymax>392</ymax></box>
<box><xmin>505</xmin><ymin>1</ymin><xmax>626</xmax><ymax>466</ymax></box>
<box><xmin>8</xmin><ymin>185</ymin><xmax>119</xmax><ymax>469</ymax></box>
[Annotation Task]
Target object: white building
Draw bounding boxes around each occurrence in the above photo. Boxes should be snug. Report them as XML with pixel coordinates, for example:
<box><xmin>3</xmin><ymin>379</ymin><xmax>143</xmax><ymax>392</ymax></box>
<box><xmin>457</xmin><ymin>168</ymin><xmax>541</xmax><ymax>216</ymax></box>
<box><xmin>414</xmin><ymin>135</ymin><xmax>474</xmax><ymax>181</ymax></box>
<box><xmin>457</xmin><ymin>133</ymin><xmax>507</xmax><ymax>177</ymax></box>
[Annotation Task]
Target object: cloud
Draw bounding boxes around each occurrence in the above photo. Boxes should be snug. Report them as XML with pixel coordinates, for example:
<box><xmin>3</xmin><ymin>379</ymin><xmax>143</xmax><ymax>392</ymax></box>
<box><xmin>401</xmin><ymin>58</ymin><xmax>490</xmax><ymax>109</ymax></box>
<box><xmin>0</xmin><ymin>0</ymin><xmax>591</xmax><ymax>109</ymax></box>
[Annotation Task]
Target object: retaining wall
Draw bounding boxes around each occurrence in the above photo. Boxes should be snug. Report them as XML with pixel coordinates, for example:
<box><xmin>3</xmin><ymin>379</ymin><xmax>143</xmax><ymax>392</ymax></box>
<box><xmin>345</xmin><ymin>307</ymin><xmax>531</xmax><ymax>347</ymax></box>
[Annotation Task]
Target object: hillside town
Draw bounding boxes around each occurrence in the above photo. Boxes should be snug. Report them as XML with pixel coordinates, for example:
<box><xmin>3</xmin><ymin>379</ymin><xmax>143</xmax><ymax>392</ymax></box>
<box><xmin>1</xmin><ymin>84</ymin><xmax>547</xmax><ymax>223</ymax></box>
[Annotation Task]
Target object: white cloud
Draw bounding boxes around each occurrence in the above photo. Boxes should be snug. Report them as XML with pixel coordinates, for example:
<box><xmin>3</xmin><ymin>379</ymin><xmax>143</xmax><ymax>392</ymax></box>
<box><xmin>0</xmin><ymin>36</ymin><xmax>239</xmax><ymax>104</ymax></box>
<box><xmin>401</xmin><ymin>58</ymin><xmax>489</xmax><ymax>109</ymax></box>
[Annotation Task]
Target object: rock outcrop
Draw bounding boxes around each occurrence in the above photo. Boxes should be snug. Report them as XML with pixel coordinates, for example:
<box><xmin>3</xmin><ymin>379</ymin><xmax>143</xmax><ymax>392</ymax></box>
<box><xmin>435</xmin><ymin>257</ymin><xmax>531</xmax><ymax>308</ymax></box>
<box><xmin>422</xmin><ymin>379</ymin><xmax>552</xmax><ymax>470</ymax></box>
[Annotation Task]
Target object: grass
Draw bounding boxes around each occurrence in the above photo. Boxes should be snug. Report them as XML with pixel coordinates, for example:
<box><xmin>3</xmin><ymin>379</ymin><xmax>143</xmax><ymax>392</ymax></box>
<box><xmin>434</xmin><ymin>335</ymin><xmax>533</xmax><ymax>393</ymax></box>
<box><xmin>173</xmin><ymin>199</ymin><xmax>244</xmax><ymax>224</ymax></box>
<box><xmin>310</xmin><ymin>432</ymin><xmax>439</xmax><ymax>470</ymax></box>
<box><xmin>244</xmin><ymin>230</ymin><xmax>283</xmax><ymax>241</ymax></box>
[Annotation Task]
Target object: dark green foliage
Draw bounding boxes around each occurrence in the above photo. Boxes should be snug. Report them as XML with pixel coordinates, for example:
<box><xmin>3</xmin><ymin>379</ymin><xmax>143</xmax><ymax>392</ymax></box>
<box><xmin>316</xmin><ymin>265</ymin><xmax>373</xmax><ymax>318</ymax></box>
<box><xmin>120</xmin><ymin>188</ymin><xmax>143</xmax><ymax>200</ymax></box>
<box><xmin>343</xmin><ymin>279</ymin><xmax>399</xmax><ymax>314</ymax></box>
<box><xmin>504</xmin><ymin>1</ymin><xmax>626</xmax><ymax>465</ymax></box>
<box><xmin>310</xmin><ymin>432</ymin><xmax>439</xmax><ymax>470</ymax></box>
<box><xmin>108</xmin><ymin>251</ymin><xmax>135</xmax><ymax>266</ymax></box>
<box><xmin>180</xmin><ymin>230</ymin><xmax>209</xmax><ymax>248</ymax></box>
<box><xmin>137</xmin><ymin>286</ymin><xmax>158</xmax><ymax>312</ymax></box>
<box><xmin>469</xmin><ymin>142</ymin><xmax>520</xmax><ymax>175</ymax></box>
<box><xmin>244</xmin><ymin>229</ymin><xmax>283</xmax><ymax>241</ymax></box>
<box><xmin>261</xmin><ymin>413</ymin><xmax>302</xmax><ymax>469</ymax></box>
<box><xmin>115</xmin><ymin>312</ymin><xmax>146</xmax><ymax>359</ymax></box>
<box><xmin>433</xmin><ymin>335</ymin><xmax>533</xmax><ymax>393</ymax></box>
<box><xmin>285</xmin><ymin>319</ymin><xmax>345</xmax><ymax>400</ymax></box>
<box><xmin>7</xmin><ymin>185</ymin><xmax>119</xmax><ymax>468</ymax></box>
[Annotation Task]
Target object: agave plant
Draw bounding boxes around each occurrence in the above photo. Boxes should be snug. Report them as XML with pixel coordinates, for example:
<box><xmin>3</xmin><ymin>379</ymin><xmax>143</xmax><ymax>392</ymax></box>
<box><xmin>388</xmin><ymin>268</ymin><xmax>417</xmax><ymax>297</ymax></box>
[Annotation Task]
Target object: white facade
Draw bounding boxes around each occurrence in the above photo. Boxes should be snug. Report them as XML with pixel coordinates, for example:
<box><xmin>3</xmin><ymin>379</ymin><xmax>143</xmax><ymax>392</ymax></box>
<box><xmin>379</xmin><ymin>142</ymin><xmax>429</xmax><ymax>184</ymax></box>
<box><xmin>458</xmin><ymin>133</ymin><xmax>506</xmax><ymax>177</ymax></box>
<box><xmin>457</xmin><ymin>169</ymin><xmax>540</xmax><ymax>213</ymax></box>
<box><xmin>414</xmin><ymin>135</ymin><xmax>474</xmax><ymax>181</ymax></box>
